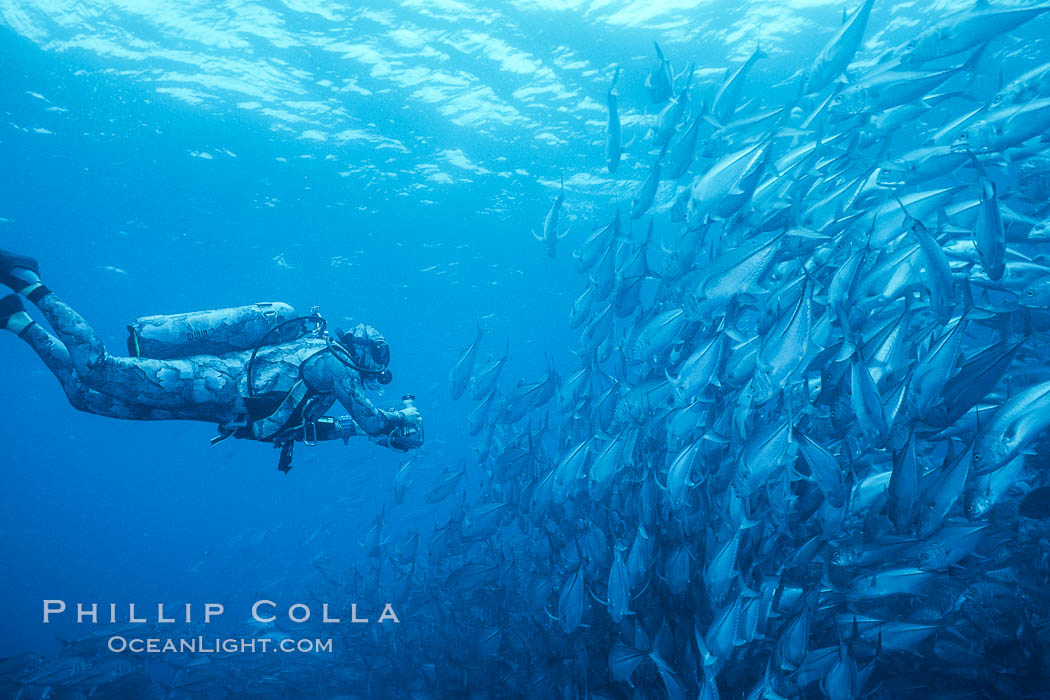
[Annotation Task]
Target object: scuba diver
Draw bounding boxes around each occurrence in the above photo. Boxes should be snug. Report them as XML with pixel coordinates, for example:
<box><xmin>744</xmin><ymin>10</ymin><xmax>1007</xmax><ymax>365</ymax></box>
<box><xmin>0</xmin><ymin>248</ymin><xmax>423</xmax><ymax>472</ymax></box>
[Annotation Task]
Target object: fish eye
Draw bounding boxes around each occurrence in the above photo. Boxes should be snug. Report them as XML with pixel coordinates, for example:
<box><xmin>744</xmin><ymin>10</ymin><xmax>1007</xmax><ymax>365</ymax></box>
<box><xmin>920</xmin><ymin>552</ymin><xmax>929</xmax><ymax>560</ymax></box>
<box><xmin>1026</xmin><ymin>290</ymin><xmax>1035</xmax><ymax>296</ymax></box>
<box><xmin>959</xmin><ymin>132</ymin><xmax>968</xmax><ymax>140</ymax></box>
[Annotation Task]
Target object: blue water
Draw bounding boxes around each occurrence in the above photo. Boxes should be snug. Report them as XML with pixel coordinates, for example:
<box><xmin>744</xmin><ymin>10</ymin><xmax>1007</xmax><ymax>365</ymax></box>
<box><xmin>4</xmin><ymin>0</ymin><xmax>1050</xmax><ymax>698</ymax></box>
<box><xmin>0</xmin><ymin>26</ymin><xmax>566</xmax><ymax>636</ymax></box>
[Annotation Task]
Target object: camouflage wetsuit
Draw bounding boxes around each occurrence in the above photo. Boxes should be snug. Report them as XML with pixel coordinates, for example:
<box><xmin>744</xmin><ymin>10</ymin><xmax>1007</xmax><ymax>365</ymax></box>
<box><xmin>3</xmin><ymin>264</ymin><xmax>416</xmax><ymax>443</ymax></box>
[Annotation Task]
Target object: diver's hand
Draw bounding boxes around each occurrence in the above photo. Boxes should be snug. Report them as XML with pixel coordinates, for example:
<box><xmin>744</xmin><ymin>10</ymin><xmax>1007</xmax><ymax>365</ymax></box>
<box><xmin>399</xmin><ymin>405</ymin><xmax>422</xmax><ymax>428</ymax></box>
<box><xmin>368</xmin><ymin>404</ymin><xmax>423</xmax><ymax>451</ymax></box>
<box><xmin>382</xmin><ymin>406</ymin><xmax>423</xmax><ymax>451</ymax></box>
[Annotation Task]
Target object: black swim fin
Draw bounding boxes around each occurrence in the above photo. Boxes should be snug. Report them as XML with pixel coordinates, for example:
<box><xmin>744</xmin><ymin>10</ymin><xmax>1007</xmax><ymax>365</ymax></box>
<box><xmin>0</xmin><ymin>248</ymin><xmax>39</xmax><ymax>292</ymax></box>
<box><xmin>0</xmin><ymin>293</ymin><xmax>26</xmax><ymax>329</ymax></box>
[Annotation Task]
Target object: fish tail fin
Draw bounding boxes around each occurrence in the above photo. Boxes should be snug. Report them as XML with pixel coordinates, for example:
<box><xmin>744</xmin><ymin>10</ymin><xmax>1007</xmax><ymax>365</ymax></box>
<box><xmin>960</xmin><ymin>276</ymin><xmax>975</xmax><ymax>313</ymax></box>
<box><xmin>836</xmin><ymin>337</ymin><xmax>858</xmax><ymax>363</ymax></box>
<box><xmin>664</xmin><ymin>368</ymin><xmax>683</xmax><ymax>401</ymax></box>
<box><xmin>922</xmin><ymin>90</ymin><xmax>965</xmax><ymax>108</ymax></box>
<box><xmin>644</xmin><ymin>217</ymin><xmax>656</xmax><ymax>247</ymax></box>
<box><xmin>961</xmin><ymin>43</ymin><xmax>987</xmax><ymax>75</ymax></box>
<box><xmin>634</xmin><ymin>575</ymin><xmax>652</xmax><ymax>599</ymax></box>
<box><xmin>965</xmin><ymin>148</ymin><xmax>988</xmax><ymax>179</ymax></box>
<box><xmin>682</xmin><ymin>62</ymin><xmax>696</xmax><ymax>90</ymax></box>
<box><xmin>794</xmin><ymin>69</ymin><xmax>808</xmax><ymax>104</ymax></box>
<box><xmin>894</xmin><ymin>196</ymin><xmax>923</xmax><ymax>235</ymax></box>
<box><xmin>834</xmin><ymin>305</ymin><xmax>858</xmax><ymax>362</ymax></box>
<box><xmin>588</xmin><ymin>586</ymin><xmax>610</xmax><ymax>607</ymax></box>
<box><xmin>871</xmin><ymin>130</ymin><xmax>894</xmax><ymax>167</ymax></box>
<box><xmin>935</xmin><ymin>205</ymin><xmax>950</xmax><ymax>234</ymax></box>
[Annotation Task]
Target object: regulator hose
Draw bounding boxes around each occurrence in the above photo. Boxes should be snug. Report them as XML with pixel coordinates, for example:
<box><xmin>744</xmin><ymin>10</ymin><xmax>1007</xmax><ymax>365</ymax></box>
<box><xmin>247</xmin><ymin>314</ymin><xmax>327</xmax><ymax>398</ymax></box>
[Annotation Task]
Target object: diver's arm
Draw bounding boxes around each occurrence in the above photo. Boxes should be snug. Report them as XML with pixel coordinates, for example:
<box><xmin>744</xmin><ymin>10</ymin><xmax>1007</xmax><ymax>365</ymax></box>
<box><xmin>296</xmin><ymin>415</ymin><xmax>361</xmax><ymax>443</ymax></box>
<box><xmin>332</xmin><ymin>369</ymin><xmax>406</xmax><ymax>437</ymax></box>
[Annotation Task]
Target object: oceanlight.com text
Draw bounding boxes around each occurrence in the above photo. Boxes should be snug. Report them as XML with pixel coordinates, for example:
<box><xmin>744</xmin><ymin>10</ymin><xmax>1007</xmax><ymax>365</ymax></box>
<box><xmin>107</xmin><ymin>636</ymin><xmax>334</xmax><ymax>654</ymax></box>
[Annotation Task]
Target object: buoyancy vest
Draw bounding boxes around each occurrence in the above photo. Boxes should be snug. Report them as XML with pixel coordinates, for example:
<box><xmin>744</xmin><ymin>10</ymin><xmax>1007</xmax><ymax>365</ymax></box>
<box><xmin>238</xmin><ymin>341</ymin><xmax>333</xmax><ymax>443</ymax></box>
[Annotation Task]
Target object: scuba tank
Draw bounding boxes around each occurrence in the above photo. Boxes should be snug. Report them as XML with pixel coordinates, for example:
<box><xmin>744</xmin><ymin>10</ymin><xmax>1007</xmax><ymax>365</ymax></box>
<box><xmin>127</xmin><ymin>302</ymin><xmax>302</xmax><ymax>359</ymax></box>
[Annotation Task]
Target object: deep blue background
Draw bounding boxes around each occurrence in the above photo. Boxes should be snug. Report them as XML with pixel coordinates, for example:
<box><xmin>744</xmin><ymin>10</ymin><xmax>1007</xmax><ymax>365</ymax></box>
<box><xmin>0</xmin><ymin>28</ymin><xmax>576</xmax><ymax>655</ymax></box>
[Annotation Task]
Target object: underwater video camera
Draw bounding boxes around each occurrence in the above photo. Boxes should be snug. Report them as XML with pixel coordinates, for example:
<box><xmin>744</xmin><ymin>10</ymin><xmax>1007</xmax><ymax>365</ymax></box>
<box><xmin>375</xmin><ymin>395</ymin><xmax>424</xmax><ymax>452</ymax></box>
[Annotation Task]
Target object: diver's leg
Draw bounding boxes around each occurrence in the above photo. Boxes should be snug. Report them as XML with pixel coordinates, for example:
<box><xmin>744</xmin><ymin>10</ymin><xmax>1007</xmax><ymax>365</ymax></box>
<box><xmin>5</xmin><ymin>299</ymin><xmax>213</xmax><ymax>420</ymax></box>
<box><xmin>30</xmin><ymin>290</ymin><xmax>109</xmax><ymax>378</ymax></box>
<box><xmin>2</xmin><ymin>255</ymin><xmax>241</xmax><ymax>420</ymax></box>
<box><xmin>35</xmin><ymin>291</ymin><xmax>241</xmax><ymax>418</ymax></box>
<box><xmin>16</xmin><ymin>322</ymin><xmax>140</xmax><ymax>418</ymax></box>
<box><xmin>2</xmin><ymin>295</ymin><xmax>74</xmax><ymax>380</ymax></box>
<box><xmin>11</xmin><ymin>276</ymin><xmax>193</xmax><ymax>403</ymax></box>
<box><xmin>2</xmin><ymin>298</ymin><xmax>178</xmax><ymax>419</ymax></box>
<box><xmin>0</xmin><ymin>250</ymin><xmax>109</xmax><ymax>375</ymax></box>
<box><xmin>32</xmin><ymin>294</ymin><xmax>241</xmax><ymax>417</ymax></box>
